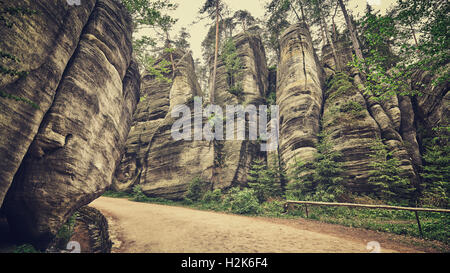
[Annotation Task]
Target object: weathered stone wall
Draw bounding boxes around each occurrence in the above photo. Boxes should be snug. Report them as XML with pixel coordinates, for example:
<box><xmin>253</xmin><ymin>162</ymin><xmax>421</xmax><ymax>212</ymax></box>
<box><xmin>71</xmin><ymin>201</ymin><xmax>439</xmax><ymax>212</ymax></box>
<box><xmin>112</xmin><ymin>33</ymin><xmax>269</xmax><ymax>198</ymax></box>
<box><xmin>277</xmin><ymin>23</ymin><xmax>324</xmax><ymax>176</ymax></box>
<box><xmin>74</xmin><ymin>206</ymin><xmax>112</xmax><ymax>253</ymax></box>
<box><xmin>211</xmin><ymin>32</ymin><xmax>268</xmax><ymax>189</ymax></box>
<box><xmin>320</xmin><ymin>40</ymin><xmax>420</xmax><ymax>192</ymax></box>
<box><xmin>112</xmin><ymin>49</ymin><xmax>215</xmax><ymax>199</ymax></box>
<box><xmin>0</xmin><ymin>0</ymin><xmax>139</xmax><ymax>249</ymax></box>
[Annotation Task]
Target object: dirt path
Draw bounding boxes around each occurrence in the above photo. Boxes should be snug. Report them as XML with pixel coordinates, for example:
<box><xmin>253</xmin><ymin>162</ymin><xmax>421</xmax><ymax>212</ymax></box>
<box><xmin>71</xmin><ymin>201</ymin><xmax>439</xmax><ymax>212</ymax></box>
<box><xmin>89</xmin><ymin>197</ymin><xmax>425</xmax><ymax>253</ymax></box>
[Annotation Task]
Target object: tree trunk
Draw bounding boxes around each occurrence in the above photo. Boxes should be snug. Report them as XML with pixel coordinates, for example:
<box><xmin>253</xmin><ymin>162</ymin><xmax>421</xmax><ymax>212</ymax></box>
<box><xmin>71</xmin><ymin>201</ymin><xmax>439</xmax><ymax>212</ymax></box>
<box><xmin>287</xmin><ymin>0</ymin><xmax>302</xmax><ymax>23</ymax></box>
<box><xmin>410</xmin><ymin>23</ymin><xmax>419</xmax><ymax>48</ymax></box>
<box><xmin>165</xmin><ymin>31</ymin><xmax>176</xmax><ymax>78</ymax></box>
<box><xmin>320</xmin><ymin>12</ymin><xmax>341</xmax><ymax>71</ymax></box>
<box><xmin>332</xmin><ymin>2</ymin><xmax>339</xmax><ymax>42</ymax></box>
<box><xmin>210</xmin><ymin>0</ymin><xmax>220</xmax><ymax>104</ymax></box>
<box><xmin>337</xmin><ymin>0</ymin><xmax>364</xmax><ymax>61</ymax></box>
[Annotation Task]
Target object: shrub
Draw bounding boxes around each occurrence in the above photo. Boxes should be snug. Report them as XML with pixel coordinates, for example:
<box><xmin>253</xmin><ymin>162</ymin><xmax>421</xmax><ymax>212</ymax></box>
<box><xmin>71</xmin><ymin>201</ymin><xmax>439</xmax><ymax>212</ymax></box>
<box><xmin>339</xmin><ymin>100</ymin><xmax>365</xmax><ymax>118</ymax></box>
<box><xmin>368</xmin><ymin>138</ymin><xmax>414</xmax><ymax>203</ymax></box>
<box><xmin>223</xmin><ymin>187</ymin><xmax>260</xmax><ymax>215</ymax></box>
<box><xmin>202</xmin><ymin>189</ymin><xmax>222</xmax><ymax>204</ymax></box>
<box><xmin>326</xmin><ymin>72</ymin><xmax>354</xmax><ymax>101</ymax></box>
<box><xmin>247</xmin><ymin>156</ymin><xmax>284</xmax><ymax>203</ymax></box>
<box><xmin>13</xmin><ymin>244</ymin><xmax>39</xmax><ymax>253</ymax></box>
<box><xmin>221</xmin><ymin>38</ymin><xmax>243</xmax><ymax>96</ymax></box>
<box><xmin>55</xmin><ymin>212</ymin><xmax>78</xmax><ymax>248</ymax></box>
<box><xmin>420</xmin><ymin>126</ymin><xmax>450</xmax><ymax>208</ymax></box>
<box><xmin>287</xmin><ymin>132</ymin><xmax>346</xmax><ymax>202</ymax></box>
<box><xmin>261</xmin><ymin>200</ymin><xmax>285</xmax><ymax>216</ymax></box>
<box><xmin>185</xmin><ymin>177</ymin><xmax>210</xmax><ymax>202</ymax></box>
<box><xmin>132</xmin><ymin>185</ymin><xmax>149</xmax><ymax>202</ymax></box>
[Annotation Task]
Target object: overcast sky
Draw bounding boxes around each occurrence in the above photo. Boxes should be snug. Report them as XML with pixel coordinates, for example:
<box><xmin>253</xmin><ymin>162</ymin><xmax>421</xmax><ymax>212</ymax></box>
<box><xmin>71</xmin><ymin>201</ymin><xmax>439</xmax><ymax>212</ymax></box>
<box><xmin>149</xmin><ymin>0</ymin><xmax>396</xmax><ymax>62</ymax></box>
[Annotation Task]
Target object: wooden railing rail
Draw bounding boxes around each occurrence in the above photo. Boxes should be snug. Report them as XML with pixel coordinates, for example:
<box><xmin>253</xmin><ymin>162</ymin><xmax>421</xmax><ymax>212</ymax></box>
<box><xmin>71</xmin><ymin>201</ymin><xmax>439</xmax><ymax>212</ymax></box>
<box><xmin>284</xmin><ymin>200</ymin><xmax>450</xmax><ymax>238</ymax></box>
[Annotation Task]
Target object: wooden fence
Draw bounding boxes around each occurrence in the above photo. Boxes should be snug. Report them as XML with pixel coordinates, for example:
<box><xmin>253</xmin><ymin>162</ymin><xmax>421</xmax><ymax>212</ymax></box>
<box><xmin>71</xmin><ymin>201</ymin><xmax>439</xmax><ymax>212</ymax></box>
<box><xmin>284</xmin><ymin>200</ymin><xmax>450</xmax><ymax>238</ymax></box>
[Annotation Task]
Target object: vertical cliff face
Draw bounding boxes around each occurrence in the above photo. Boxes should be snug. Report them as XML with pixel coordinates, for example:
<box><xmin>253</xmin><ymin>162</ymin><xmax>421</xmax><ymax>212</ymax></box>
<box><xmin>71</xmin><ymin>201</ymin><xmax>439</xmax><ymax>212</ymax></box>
<box><xmin>321</xmin><ymin>72</ymin><xmax>381</xmax><ymax>191</ymax></box>
<box><xmin>0</xmin><ymin>0</ymin><xmax>97</xmax><ymax>208</ymax></box>
<box><xmin>320</xmin><ymin>39</ymin><xmax>419</xmax><ymax>193</ymax></box>
<box><xmin>277</xmin><ymin>23</ymin><xmax>324</xmax><ymax>174</ymax></box>
<box><xmin>0</xmin><ymin>0</ymin><xmax>139</xmax><ymax>248</ymax></box>
<box><xmin>112</xmin><ymin>49</ymin><xmax>215</xmax><ymax>199</ymax></box>
<box><xmin>112</xmin><ymin>33</ymin><xmax>269</xmax><ymax>198</ymax></box>
<box><xmin>211</xmin><ymin>33</ymin><xmax>268</xmax><ymax>189</ymax></box>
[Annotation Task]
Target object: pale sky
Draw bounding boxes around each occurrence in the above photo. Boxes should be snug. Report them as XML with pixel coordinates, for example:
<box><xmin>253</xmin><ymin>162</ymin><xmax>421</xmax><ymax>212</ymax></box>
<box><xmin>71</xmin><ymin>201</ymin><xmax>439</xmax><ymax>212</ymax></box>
<box><xmin>149</xmin><ymin>0</ymin><xmax>396</xmax><ymax>62</ymax></box>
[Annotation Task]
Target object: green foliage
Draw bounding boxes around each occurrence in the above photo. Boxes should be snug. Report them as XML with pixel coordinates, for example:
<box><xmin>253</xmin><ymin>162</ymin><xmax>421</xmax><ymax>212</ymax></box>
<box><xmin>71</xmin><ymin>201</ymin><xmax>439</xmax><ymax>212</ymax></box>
<box><xmin>131</xmin><ymin>185</ymin><xmax>152</xmax><ymax>202</ymax></box>
<box><xmin>260</xmin><ymin>200</ymin><xmax>285</xmax><ymax>217</ymax></box>
<box><xmin>123</xmin><ymin>0</ymin><xmax>177</xmax><ymax>82</ymax></box>
<box><xmin>223</xmin><ymin>187</ymin><xmax>261</xmax><ymax>214</ymax></box>
<box><xmin>392</xmin><ymin>0</ymin><xmax>449</xmax><ymax>86</ymax></box>
<box><xmin>174</xmin><ymin>27</ymin><xmax>191</xmax><ymax>49</ymax></box>
<box><xmin>221</xmin><ymin>38</ymin><xmax>244</xmax><ymax>96</ymax></box>
<box><xmin>287</xmin><ymin>204</ymin><xmax>450</xmax><ymax>245</ymax></box>
<box><xmin>13</xmin><ymin>244</ymin><xmax>39</xmax><ymax>253</ymax></box>
<box><xmin>325</xmin><ymin>72</ymin><xmax>354</xmax><ymax>101</ymax></box>
<box><xmin>350</xmin><ymin>0</ymin><xmax>449</xmax><ymax>100</ymax></box>
<box><xmin>122</xmin><ymin>0</ymin><xmax>177</xmax><ymax>29</ymax></box>
<box><xmin>202</xmin><ymin>189</ymin><xmax>222</xmax><ymax>204</ymax></box>
<box><xmin>56</xmin><ymin>212</ymin><xmax>78</xmax><ymax>247</ymax></box>
<box><xmin>247</xmin><ymin>157</ymin><xmax>284</xmax><ymax>203</ymax></box>
<box><xmin>367</xmin><ymin>138</ymin><xmax>414</xmax><ymax>203</ymax></box>
<box><xmin>102</xmin><ymin>190</ymin><xmax>133</xmax><ymax>199</ymax></box>
<box><xmin>339</xmin><ymin>100</ymin><xmax>364</xmax><ymax>118</ymax></box>
<box><xmin>420</xmin><ymin>126</ymin><xmax>450</xmax><ymax>208</ymax></box>
<box><xmin>184</xmin><ymin>177</ymin><xmax>210</xmax><ymax>203</ymax></box>
<box><xmin>287</xmin><ymin>132</ymin><xmax>346</xmax><ymax>202</ymax></box>
<box><xmin>264</xmin><ymin>0</ymin><xmax>291</xmax><ymax>60</ymax></box>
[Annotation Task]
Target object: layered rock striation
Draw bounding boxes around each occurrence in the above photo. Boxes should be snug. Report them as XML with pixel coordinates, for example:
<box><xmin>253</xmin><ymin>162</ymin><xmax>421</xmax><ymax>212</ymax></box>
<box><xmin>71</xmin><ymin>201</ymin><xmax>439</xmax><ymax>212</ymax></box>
<box><xmin>0</xmin><ymin>0</ymin><xmax>139</xmax><ymax>248</ymax></box>
<box><xmin>277</xmin><ymin>23</ymin><xmax>324</xmax><ymax>173</ymax></box>
<box><xmin>112</xmin><ymin>49</ymin><xmax>215</xmax><ymax>199</ymax></box>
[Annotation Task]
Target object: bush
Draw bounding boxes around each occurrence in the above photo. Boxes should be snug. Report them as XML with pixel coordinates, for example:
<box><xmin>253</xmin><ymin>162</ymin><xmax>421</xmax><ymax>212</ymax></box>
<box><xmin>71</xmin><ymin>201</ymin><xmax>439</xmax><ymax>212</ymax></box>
<box><xmin>420</xmin><ymin>126</ymin><xmax>450</xmax><ymax>208</ymax></box>
<box><xmin>132</xmin><ymin>185</ymin><xmax>150</xmax><ymax>202</ymax></box>
<box><xmin>339</xmin><ymin>100</ymin><xmax>365</xmax><ymax>118</ymax></box>
<box><xmin>368</xmin><ymin>138</ymin><xmax>414</xmax><ymax>203</ymax></box>
<box><xmin>223</xmin><ymin>187</ymin><xmax>260</xmax><ymax>215</ymax></box>
<box><xmin>287</xmin><ymin>132</ymin><xmax>346</xmax><ymax>202</ymax></box>
<box><xmin>261</xmin><ymin>200</ymin><xmax>285</xmax><ymax>216</ymax></box>
<box><xmin>202</xmin><ymin>189</ymin><xmax>222</xmax><ymax>204</ymax></box>
<box><xmin>247</xmin><ymin>157</ymin><xmax>284</xmax><ymax>203</ymax></box>
<box><xmin>13</xmin><ymin>244</ymin><xmax>39</xmax><ymax>253</ymax></box>
<box><xmin>55</xmin><ymin>212</ymin><xmax>78</xmax><ymax>248</ymax></box>
<box><xmin>185</xmin><ymin>177</ymin><xmax>210</xmax><ymax>202</ymax></box>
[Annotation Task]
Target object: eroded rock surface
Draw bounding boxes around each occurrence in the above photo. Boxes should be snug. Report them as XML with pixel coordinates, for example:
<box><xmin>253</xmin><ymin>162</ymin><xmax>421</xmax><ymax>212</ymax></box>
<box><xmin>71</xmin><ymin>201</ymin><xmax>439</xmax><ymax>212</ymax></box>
<box><xmin>277</xmin><ymin>23</ymin><xmax>324</xmax><ymax>175</ymax></box>
<box><xmin>0</xmin><ymin>0</ymin><xmax>139</xmax><ymax>248</ymax></box>
<box><xmin>211</xmin><ymin>33</ymin><xmax>268</xmax><ymax>189</ymax></box>
<box><xmin>112</xmin><ymin>49</ymin><xmax>215</xmax><ymax>199</ymax></box>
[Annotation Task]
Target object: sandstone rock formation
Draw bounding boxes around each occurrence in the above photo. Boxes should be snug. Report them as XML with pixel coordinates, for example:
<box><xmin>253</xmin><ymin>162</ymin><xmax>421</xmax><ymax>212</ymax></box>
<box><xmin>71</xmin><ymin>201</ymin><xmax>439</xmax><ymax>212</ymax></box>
<box><xmin>320</xmin><ymin>39</ymin><xmax>420</xmax><ymax>192</ymax></box>
<box><xmin>0</xmin><ymin>0</ymin><xmax>139</xmax><ymax>249</ymax></box>
<box><xmin>112</xmin><ymin>33</ymin><xmax>269</xmax><ymax>198</ymax></box>
<box><xmin>321</xmin><ymin>71</ymin><xmax>381</xmax><ymax>191</ymax></box>
<box><xmin>112</xmin><ymin>49</ymin><xmax>215</xmax><ymax>199</ymax></box>
<box><xmin>210</xmin><ymin>32</ymin><xmax>268</xmax><ymax>189</ymax></box>
<box><xmin>277</xmin><ymin>23</ymin><xmax>324</xmax><ymax>174</ymax></box>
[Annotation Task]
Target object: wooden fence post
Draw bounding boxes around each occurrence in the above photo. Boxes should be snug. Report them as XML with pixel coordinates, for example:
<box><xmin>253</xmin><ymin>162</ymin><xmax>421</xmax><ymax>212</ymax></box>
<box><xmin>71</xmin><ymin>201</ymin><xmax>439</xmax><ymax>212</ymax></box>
<box><xmin>414</xmin><ymin>211</ymin><xmax>424</xmax><ymax>238</ymax></box>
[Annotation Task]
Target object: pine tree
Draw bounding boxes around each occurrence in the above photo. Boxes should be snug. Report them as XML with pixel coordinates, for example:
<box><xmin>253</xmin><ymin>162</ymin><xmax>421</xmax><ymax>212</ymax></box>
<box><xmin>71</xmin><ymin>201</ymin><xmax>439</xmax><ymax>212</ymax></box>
<box><xmin>368</xmin><ymin>139</ymin><xmax>414</xmax><ymax>203</ymax></box>
<box><xmin>248</xmin><ymin>156</ymin><xmax>284</xmax><ymax>203</ymax></box>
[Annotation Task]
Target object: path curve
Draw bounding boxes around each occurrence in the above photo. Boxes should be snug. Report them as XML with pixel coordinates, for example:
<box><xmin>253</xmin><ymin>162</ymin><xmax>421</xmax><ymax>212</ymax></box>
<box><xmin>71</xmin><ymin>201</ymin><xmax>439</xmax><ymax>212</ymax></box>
<box><xmin>90</xmin><ymin>197</ymin><xmax>413</xmax><ymax>253</ymax></box>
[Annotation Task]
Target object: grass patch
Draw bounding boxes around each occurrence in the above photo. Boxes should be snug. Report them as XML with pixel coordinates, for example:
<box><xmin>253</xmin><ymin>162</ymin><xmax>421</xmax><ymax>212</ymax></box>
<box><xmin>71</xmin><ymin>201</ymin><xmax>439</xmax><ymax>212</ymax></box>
<box><xmin>102</xmin><ymin>190</ymin><xmax>133</xmax><ymax>199</ymax></box>
<box><xmin>285</xmin><ymin>205</ymin><xmax>450</xmax><ymax>244</ymax></box>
